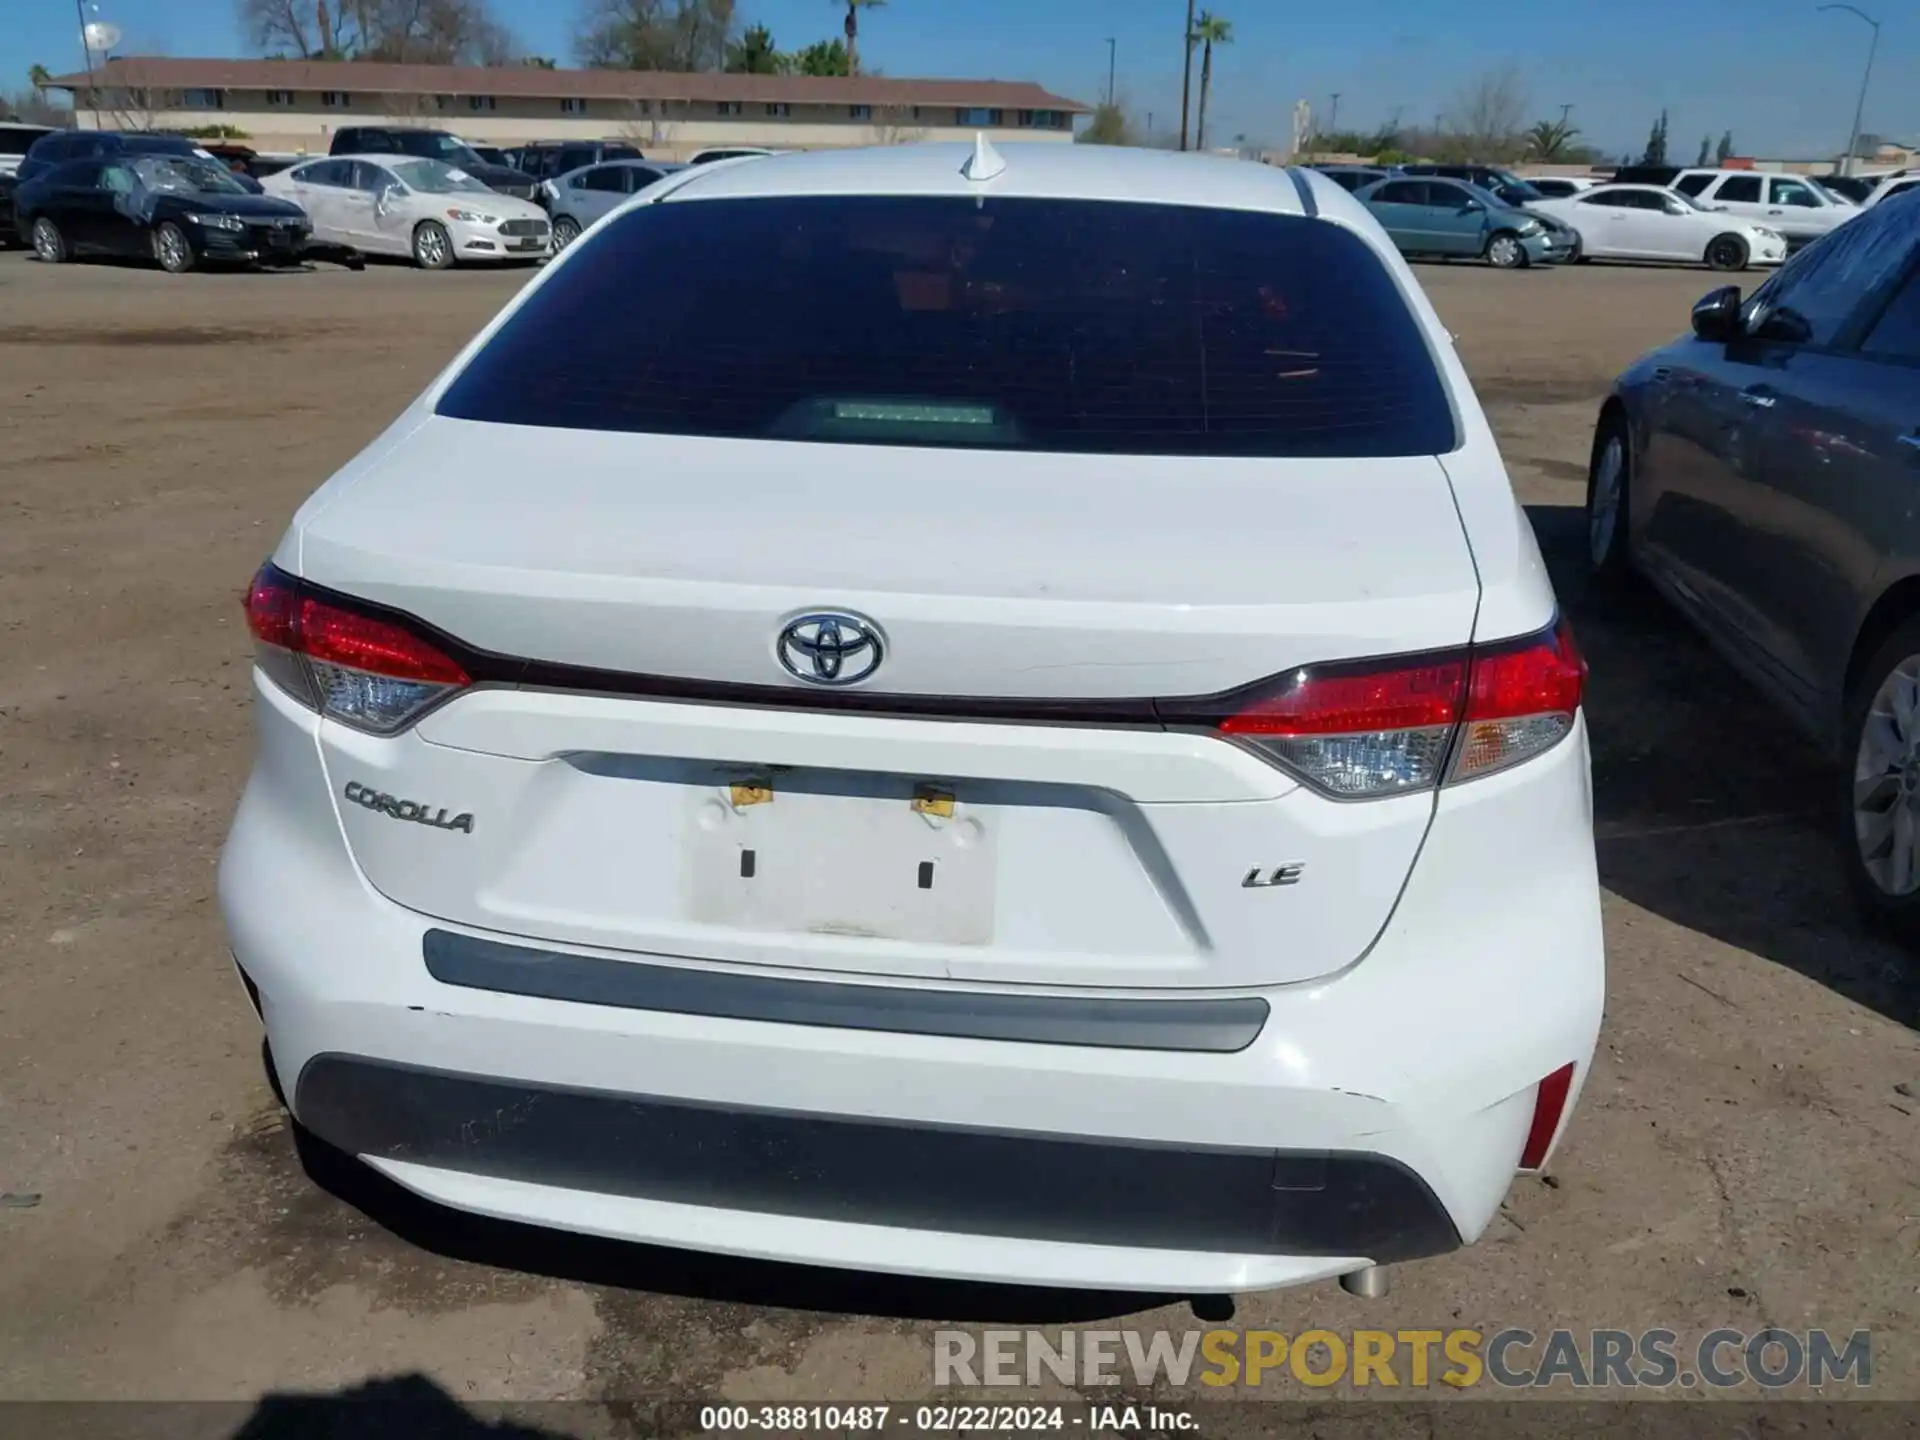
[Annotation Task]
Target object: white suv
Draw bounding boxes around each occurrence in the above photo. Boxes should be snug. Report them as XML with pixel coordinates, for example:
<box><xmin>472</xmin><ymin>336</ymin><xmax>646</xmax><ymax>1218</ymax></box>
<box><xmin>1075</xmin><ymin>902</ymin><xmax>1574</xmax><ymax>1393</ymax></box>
<box><xmin>1669</xmin><ymin>168</ymin><xmax>1857</xmax><ymax>246</ymax></box>
<box><xmin>220</xmin><ymin>144</ymin><xmax>1605</xmax><ymax>1296</ymax></box>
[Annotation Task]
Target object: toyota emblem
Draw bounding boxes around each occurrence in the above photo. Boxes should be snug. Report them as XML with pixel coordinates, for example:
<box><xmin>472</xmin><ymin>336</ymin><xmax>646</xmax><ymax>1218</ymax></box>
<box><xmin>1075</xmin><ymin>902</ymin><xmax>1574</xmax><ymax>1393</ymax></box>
<box><xmin>777</xmin><ymin>612</ymin><xmax>884</xmax><ymax>687</ymax></box>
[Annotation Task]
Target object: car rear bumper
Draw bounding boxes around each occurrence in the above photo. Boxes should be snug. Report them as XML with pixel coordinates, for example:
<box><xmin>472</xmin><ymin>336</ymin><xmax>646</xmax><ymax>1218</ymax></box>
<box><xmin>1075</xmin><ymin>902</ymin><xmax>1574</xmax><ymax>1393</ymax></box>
<box><xmin>220</xmin><ymin>678</ymin><xmax>1605</xmax><ymax>1293</ymax></box>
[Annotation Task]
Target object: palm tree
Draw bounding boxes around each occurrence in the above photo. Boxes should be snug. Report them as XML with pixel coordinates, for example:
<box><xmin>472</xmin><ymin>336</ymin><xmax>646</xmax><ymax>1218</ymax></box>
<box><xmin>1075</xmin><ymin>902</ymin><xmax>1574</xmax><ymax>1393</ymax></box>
<box><xmin>838</xmin><ymin>0</ymin><xmax>887</xmax><ymax>78</ymax></box>
<box><xmin>1191</xmin><ymin>12</ymin><xmax>1232</xmax><ymax>152</ymax></box>
<box><xmin>1524</xmin><ymin>117</ymin><xmax>1580</xmax><ymax>161</ymax></box>
<box><xmin>28</xmin><ymin>63</ymin><xmax>52</xmax><ymax>90</ymax></box>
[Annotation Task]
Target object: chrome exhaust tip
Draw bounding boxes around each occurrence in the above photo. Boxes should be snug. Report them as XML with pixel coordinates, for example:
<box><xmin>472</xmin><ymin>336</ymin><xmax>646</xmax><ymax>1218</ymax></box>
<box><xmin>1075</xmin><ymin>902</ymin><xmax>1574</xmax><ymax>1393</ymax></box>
<box><xmin>1339</xmin><ymin>1265</ymin><xmax>1391</xmax><ymax>1299</ymax></box>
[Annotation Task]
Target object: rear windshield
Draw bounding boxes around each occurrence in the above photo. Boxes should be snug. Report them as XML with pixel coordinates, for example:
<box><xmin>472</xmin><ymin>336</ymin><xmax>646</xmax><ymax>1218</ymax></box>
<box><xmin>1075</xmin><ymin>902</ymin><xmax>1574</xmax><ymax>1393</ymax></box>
<box><xmin>437</xmin><ymin>195</ymin><xmax>1458</xmax><ymax>458</ymax></box>
<box><xmin>0</xmin><ymin>128</ymin><xmax>48</xmax><ymax>157</ymax></box>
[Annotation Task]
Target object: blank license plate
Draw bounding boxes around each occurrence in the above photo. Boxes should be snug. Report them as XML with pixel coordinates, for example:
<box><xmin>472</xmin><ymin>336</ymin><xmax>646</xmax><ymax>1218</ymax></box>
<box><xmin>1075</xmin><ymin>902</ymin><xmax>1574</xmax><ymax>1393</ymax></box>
<box><xmin>684</xmin><ymin>779</ymin><xmax>996</xmax><ymax>945</ymax></box>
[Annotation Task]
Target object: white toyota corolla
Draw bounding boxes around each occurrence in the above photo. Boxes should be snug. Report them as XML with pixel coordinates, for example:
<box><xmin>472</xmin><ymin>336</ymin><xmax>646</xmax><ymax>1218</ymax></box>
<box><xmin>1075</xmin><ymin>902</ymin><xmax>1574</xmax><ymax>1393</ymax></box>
<box><xmin>221</xmin><ymin>141</ymin><xmax>1605</xmax><ymax>1297</ymax></box>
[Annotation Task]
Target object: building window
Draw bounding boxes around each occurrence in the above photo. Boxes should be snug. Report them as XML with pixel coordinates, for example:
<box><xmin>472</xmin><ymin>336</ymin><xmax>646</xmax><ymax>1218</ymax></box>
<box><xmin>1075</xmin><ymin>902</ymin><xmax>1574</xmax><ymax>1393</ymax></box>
<box><xmin>321</xmin><ymin>91</ymin><xmax>350</xmax><ymax>107</ymax></box>
<box><xmin>716</xmin><ymin>101</ymin><xmax>743</xmax><ymax>116</ymax></box>
<box><xmin>765</xmin><ymin>102</ymin><xmax>790</xmax><ymax>117</ymax></box>
<box><xmin>468</xmin><ymin>95</ymin><xmax>496</xmax><ymax>112</ymax></box>
<box><xmin>1019</xmin><ymin>109</ymin><xmax>1065</xmax><ymax>128</ymax></box>
<box><xmin>433</xmin><ymin>94</ymin><xmax>450</xmax><ymax>110</ymax></box>
<box><xmin>561</xmin><ymin>97</ymin><xmax>586</xmax><ymax>114</ymax></box>
<box><xmin>264</xmin><ymin>89</ymin><xmax>293</xmax><ymax>106</ymax></box>
<box><xmin>849</xmin><ymin>104</ymin><xmax>873</xmax><ymax>120</ymax></box>
<box><xmin>957</xmin><ymin>107</ymin><xmax>1003</xmax><ymax>126</ymax></box>
<box><xmin>183</xmin><ymin>88</ymin><xmax>225</xmax><ymax>109</ymax></box>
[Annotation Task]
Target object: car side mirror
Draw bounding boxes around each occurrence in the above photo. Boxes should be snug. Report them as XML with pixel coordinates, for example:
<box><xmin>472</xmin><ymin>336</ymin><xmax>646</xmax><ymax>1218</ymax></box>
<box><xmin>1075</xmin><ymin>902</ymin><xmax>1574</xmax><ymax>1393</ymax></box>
<box><xmin>1691</xmin><ymin>285</ymin><xmax>1745</xmax><ymax>342</ymax></box>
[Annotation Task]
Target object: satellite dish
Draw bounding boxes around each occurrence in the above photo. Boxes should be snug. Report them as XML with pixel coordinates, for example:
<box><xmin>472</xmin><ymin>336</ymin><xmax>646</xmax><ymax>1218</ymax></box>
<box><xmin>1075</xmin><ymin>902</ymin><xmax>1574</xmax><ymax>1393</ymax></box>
<box><xmin>82</xmin><ymin>21</ymin><xmax>121</xmax><ymax>53</ymax></box>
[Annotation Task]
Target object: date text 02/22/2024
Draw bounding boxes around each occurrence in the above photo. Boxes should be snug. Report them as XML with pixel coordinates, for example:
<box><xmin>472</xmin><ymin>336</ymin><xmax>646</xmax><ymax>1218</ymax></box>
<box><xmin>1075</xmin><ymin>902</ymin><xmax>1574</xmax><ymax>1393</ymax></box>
<box><xmin>698</xmin><ymin>1405</ymin><xmax>1196</xmax><ymax>1433</ymax></box>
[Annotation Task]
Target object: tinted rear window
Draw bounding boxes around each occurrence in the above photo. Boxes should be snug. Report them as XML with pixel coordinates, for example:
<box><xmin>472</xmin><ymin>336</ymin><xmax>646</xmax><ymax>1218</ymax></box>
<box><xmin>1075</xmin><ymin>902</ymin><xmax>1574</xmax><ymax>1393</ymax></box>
<box><xmin>438</xmin><ymin>195</ymin><xmax>1456</xmax><ymax>458</ymax></box>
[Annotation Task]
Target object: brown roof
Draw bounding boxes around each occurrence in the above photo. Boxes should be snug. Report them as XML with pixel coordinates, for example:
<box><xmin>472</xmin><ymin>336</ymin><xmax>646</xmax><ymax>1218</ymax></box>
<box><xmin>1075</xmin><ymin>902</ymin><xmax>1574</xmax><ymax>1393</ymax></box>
<box><xmin>48</xmin><ymin>57</ymin><xmax>1091</xmax><ymax>113</ymax></box>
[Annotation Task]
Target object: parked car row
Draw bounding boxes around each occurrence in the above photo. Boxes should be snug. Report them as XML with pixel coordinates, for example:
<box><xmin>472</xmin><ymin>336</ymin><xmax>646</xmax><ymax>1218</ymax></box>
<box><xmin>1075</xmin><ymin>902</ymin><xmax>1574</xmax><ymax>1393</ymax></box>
<box><xmin>4</xmin><ymin>128</ymin><xmax>569</xmax><ymax>272</ymax></box>
<box><xmin>1312</xmin><ymin>161</ymin><xmax>1819</xmax><ymax>273</ymax></box>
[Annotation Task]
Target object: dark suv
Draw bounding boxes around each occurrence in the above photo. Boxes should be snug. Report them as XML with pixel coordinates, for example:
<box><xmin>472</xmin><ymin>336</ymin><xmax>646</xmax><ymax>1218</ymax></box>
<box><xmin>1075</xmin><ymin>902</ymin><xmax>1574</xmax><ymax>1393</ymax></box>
<box><xmin>512</xmin><ymin>140</ymin><xmax>645</xmax><ymax>182</ymax></box>
<box><xmin>328</xmin><ymin>127</ymin><xmax>536</xmax><ymax>200</ymax></box>
<box><xmin>16</xmin><ymin>130</ymin><xmax>203</xmax><ymax>186</ymax></box>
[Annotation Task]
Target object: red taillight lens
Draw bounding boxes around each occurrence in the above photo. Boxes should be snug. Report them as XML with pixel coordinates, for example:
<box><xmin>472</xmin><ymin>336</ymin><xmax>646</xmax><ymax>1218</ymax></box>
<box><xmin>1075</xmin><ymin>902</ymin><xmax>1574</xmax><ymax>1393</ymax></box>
<box><xmin>1520</xmin><ymin>1062</ymin><xmax>1577</xmax><ymax>1169</ymax></box>
<box><xmin>244</xmin><ymin>563</ymin><xmax>468</xmax><ymax>733</ymax></box>
<box><xmin>1200</xmin><ymin>620</ymin><xmax>1584</xmax><ymax>799</ymax></box>
<box><xmin>1449</xmin><ymin>620</ymin><xmax>1586</xmax><ymax>784</ymax></box>
<box><xmin>1219</xmin><ymin>656</ymin><xmax>1467</xmax><ymax>738</ymax></box>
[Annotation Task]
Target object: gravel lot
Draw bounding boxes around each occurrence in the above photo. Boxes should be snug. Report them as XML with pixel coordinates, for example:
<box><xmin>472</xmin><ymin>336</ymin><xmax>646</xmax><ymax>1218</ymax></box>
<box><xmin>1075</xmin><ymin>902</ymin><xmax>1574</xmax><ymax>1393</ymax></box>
<box><xmin>0</xmin><ymin>250</ymin><xmax>1916</xmax><ymax>1418</ymax></box>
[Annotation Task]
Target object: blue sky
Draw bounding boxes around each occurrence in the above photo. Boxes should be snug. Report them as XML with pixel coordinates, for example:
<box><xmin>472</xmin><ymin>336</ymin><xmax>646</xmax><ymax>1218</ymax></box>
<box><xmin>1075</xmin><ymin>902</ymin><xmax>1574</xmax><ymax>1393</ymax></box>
<box><xmin>8</xmin><ymin>0</ymin><xmax>1914</xmax><ymax>159</ymax></box>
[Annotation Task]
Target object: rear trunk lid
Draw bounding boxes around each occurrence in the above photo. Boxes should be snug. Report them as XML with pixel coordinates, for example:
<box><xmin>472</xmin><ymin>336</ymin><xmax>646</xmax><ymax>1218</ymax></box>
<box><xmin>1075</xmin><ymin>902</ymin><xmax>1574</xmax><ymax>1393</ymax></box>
<box><xmin>298</xmin><ymin>417</ymin><xmax>1479</xmax><ymax>988</ymax></box>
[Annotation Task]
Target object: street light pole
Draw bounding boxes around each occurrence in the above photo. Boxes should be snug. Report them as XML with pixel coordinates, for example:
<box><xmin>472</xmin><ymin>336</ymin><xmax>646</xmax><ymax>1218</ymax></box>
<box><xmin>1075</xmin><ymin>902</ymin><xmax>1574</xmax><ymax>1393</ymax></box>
<box><xmin>1178</xmin><ymin>0</ymin><xmax>1196</xmax><ymax>151</ymax></box>
<box><xmin>1818</xmin><ymin>3</ymin><xmax>1880</xmax><ymax>176</ymax></box>
<box><xmin>1106</xmin><ymin>37</ymin><xmax>1117</xmax><ymax>107</ymax></box>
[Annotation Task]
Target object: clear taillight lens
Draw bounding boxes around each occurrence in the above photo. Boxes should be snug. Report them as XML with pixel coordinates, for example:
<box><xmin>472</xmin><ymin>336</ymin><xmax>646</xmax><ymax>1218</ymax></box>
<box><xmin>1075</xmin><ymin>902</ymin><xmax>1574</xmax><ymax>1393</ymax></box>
<box><xmin>1190</xmin><ymin>620</ymin><xmax>1586</xmax><ymax>800</ymax></box>
<box><xmin>244</xmin><ymin>563</ymin><xmax>469</xmax><ymax>734</ymax></box>
<box><xmin>1219</xmin><ymin>653</ymin><xmax>1468</xmax><ymax>797</ymax></box>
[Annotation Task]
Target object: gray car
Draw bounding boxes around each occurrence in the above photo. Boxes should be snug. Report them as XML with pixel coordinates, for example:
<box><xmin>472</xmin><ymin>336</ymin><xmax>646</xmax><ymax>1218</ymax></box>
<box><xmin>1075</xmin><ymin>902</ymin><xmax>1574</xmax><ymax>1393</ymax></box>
<box><xmin>542</xmin><ymin>159</ymin><xmax>686</xmax><ymax>251</ymax></box>
<box><xmin>1587</xmin><ymin>192</ymin><xmax>1920</xmax><ymax>939</ymax></box>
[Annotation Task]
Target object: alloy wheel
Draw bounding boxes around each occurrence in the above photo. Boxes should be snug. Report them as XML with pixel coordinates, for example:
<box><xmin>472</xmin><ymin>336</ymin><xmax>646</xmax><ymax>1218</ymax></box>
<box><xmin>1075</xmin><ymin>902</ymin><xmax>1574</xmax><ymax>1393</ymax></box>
<box><xmin>156</xmin><ymin>226</ymin><xmax>191</xmax><ymax>273</ymax></box>
<box><xmin>415</xmin><ymin>225</ymin><xmax>450</xmax><ymax>269</ymax></box>
<box><xmin>1853</xmin><ymin>656</ymin><xmax>1920</xmax><ymax>896</ymax></box>
<box><xmin>1589</xmin><ymin>435</ymin><xmax>1624</xmax><ymax>568</ymax></box>
<box><xmin>31</xmin><ymin>219</ymin><xmax>60</xmax><ymax>262</ymax></box>
<box><xmin>552</xmin><ymin>217</ymin><xmax>580</xmax><ymax>252</ymax></box>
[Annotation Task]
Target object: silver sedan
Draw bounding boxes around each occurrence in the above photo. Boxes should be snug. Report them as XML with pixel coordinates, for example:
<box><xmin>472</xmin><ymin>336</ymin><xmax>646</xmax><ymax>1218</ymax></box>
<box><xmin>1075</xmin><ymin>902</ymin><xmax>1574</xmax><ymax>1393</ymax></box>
<box><xmin>541</xmin><ymin>159</ymin><xmax>686</xmax><ymax>251</ymax></box>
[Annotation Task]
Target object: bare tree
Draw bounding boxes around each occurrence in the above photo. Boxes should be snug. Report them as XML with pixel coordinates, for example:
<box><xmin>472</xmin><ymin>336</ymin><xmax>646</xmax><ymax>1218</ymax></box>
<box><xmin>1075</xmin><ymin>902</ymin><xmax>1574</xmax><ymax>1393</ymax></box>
<box><xmin>1441</xmin><ymin>63</ymin><xmax>1529</xmax><ymax>162</ymax></box>
<box><xmin>91</xmin><ymin>83</ymin><xmax>185</xmax><ymax>132</ymax></box>
<box><xmin>576</xmin><ymin>0</ymin><xmax>737</xmax><ymax>71</ymax></box>
<box><xmin>238</xmin><ymin>0</ymin><xmax>519</xmax><ymax>63</ymax></box>
<box><xmin>869</xmin><ymin>103</ymin><xmax>925</xmax><ymax>145</ymax></box>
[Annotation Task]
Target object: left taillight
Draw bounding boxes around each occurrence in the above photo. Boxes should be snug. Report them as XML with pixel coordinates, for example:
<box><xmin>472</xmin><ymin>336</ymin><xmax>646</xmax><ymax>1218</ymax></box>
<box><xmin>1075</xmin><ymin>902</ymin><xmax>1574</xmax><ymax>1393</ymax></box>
<box><xmin>1176</xmin><ymin>619</ymin><xmax>1587</xmax><ymax>800</ymax></box>
<box><xmin>244</xmin><ymin>562</ymin><xmax>470</xmax><ymax>734</ymax></box>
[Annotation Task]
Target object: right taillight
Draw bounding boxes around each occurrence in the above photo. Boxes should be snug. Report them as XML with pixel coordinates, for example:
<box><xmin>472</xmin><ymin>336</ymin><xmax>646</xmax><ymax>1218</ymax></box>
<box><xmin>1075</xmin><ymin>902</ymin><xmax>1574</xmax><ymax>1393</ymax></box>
<box><xmin>1448</xmin><ymin>618</ymin><xmax>1587</xmax><ymax>784</ymax></box>
<box><xmin>244</xmin><ymin>563</ymin><xmax>469</xmax><ymax>734</ymax></box>
<box><xmin>1190</xmin><ymin>619</ymin><xmax>1586</xmax><ymax>799</ymax></box>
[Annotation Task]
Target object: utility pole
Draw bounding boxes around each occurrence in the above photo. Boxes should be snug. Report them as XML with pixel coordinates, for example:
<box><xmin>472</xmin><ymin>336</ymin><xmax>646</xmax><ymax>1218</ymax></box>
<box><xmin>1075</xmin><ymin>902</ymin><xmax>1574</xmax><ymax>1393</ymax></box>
<box><xmin>1328</xmin><ymin>93</ymin><xmax>1341</xmax><ymax>137</ymax></box>
<box><xmin>1818</xmin><ymin>3</ymin><xmax>1880</xmax><ymax>176</ymax></box>
<box><xmin>72</xmin><ymin>0</ymin><xmax>96</xmax><ymax>94</ymax></box>
<box><xmin>1105</xmin><ymin>37</ymin><xmax>1117</xmax><ymax>107</ymax></box>
<box><xmin>1178</xmin><ymin>0</ymin><xmax>1196</xmax><ymax>151</ymax></box>
<box><xmin>1559</xmin><ymin>102</ymin><xmax>1574</xmax><ymax>127</ymax></box>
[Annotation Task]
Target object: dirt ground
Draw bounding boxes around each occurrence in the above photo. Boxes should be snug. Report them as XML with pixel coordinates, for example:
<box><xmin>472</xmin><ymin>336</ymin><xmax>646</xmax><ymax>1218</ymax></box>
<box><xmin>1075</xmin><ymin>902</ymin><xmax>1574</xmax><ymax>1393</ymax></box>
<box><xmin>1</xmin><ymin>250</ymin><xmax>1916</xmax><ymax>1424</ymax></box>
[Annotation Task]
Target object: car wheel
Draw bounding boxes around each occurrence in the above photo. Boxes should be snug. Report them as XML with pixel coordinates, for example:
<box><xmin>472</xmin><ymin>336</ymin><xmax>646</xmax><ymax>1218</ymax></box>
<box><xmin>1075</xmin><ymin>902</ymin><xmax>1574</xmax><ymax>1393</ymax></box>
<box><xmin>30</xmin><ymin>216</ymin><xmax>68</xmax><ymax>264</ymax></box>
<box><xmin>1486</xmin><ymin>231</ymin><xmax>1528</xmax><ymax>269</ymax></box>
<box><xmin>1705</xmin><ymin>234</ymin><xmax>1749</xmax><ymax>272</ymax></box>
<box><xmin>551</xmin><ymin>215</ymin><xmax>581</xmax><ymax>252</ymax></box>
<box><xmin>153</xmin><ymin>221</ymin><xmax>196</xmax><ymax>274</ymax></box>
<box><xmin>412</xmin><ymin>220</ymin><xmax>454</xmax><ymax>270</ymax></box>
<box><xmin>1585</xmin><ymin>411</ymin><xmax>1633</xmax><ymax>581</ymax></box>
<box><xmin>1842</xmin><ymin>616</ymin><xmax>1920</xmax><ymax>947</ymax></box>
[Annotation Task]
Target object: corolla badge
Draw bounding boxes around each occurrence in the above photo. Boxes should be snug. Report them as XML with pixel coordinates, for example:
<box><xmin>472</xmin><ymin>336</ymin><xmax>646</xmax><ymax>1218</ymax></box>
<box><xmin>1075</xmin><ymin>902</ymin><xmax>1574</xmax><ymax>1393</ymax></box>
<box><xmin>777</xmin><ymin>612</ymin><xmax>884</xmax><ymax>686</ymax></box>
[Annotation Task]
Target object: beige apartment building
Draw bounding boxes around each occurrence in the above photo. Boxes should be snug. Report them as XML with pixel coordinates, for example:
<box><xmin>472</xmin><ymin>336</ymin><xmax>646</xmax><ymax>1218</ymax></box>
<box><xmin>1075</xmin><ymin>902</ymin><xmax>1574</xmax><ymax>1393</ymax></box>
<box><xmin>45</xmin><ymin>57</ymin><xmax>1089</xmax><ymax>160</ymax></box>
